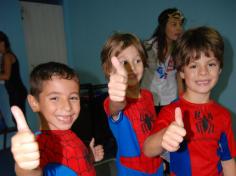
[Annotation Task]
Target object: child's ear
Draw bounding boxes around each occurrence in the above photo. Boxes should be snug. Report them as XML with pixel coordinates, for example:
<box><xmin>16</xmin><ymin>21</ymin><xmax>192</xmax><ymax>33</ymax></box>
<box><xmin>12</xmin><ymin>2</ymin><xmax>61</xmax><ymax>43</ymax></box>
<box><xmin>27</xmin><ymin>94</ymin><xmax>40</xmax><ymax>112</ymax></box>
<box><xmin>180</xmin><ymin>71</ymin><xmax>185</xmax><ymax>79</ymax></box>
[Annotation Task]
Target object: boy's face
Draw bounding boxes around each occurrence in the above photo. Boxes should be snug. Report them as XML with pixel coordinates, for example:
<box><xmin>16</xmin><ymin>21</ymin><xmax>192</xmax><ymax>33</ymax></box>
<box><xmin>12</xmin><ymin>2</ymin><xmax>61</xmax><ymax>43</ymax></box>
<box><xmin>180</xmin><ymin>51</ymin><xmax>221</xmax><ymax>101</ymax></box>
<box><xmin>28</xmin><ymin>76</ymin><xmax>80</xmax><ymax>130</ymax></box>
<box><xmin>115</xmin><ymin>45</ymin><xmax>144</xmax><ymax>88</ymax></box>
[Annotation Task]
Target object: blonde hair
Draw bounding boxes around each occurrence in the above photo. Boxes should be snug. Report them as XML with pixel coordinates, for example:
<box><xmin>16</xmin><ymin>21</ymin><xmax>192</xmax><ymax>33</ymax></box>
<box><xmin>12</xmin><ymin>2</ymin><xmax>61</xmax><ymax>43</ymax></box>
<box><xmin>101</xmin><ymin>33</ymin><xmax>147</xmax><ymax>79</ymax></box>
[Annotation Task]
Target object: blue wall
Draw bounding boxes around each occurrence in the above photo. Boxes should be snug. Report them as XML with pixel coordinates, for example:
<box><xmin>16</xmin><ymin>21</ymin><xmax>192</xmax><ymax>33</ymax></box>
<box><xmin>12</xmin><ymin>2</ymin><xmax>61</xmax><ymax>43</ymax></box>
<box><xmin>0</xmin><ymin>0</ymin><xmax>38</xmax><ymax>148</ymax></box>
<box><xmin>0</xmin><ymin>0</ymin><xmax>236</xmax><ymax>149</ymax></box>
<box><xmin>63</xmin><ymin>0</ymin><xmax>236</xmax><ymax>135</ymax></box>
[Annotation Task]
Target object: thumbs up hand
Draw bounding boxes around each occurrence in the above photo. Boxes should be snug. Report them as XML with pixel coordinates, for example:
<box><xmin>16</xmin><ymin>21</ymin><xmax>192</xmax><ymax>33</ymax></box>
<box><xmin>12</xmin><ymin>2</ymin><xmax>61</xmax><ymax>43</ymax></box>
<box><xmin>11</xmin><ymin>106</ymin><xmax>40</xmax><ymax>170</ymax></box>
<box><xmin>89</xmin><ymin>138</ymin><xmax>104</xmax><ymax>162</ymax></box>
<box><xmin>161</xmin><ymin>107</ymin><xmax>186</xmax><ymax>152</ymax></box>
<box><xmin>108</xmin><ymin>56</ymin><xmax>128</xmax><ymax>102</ymax></box>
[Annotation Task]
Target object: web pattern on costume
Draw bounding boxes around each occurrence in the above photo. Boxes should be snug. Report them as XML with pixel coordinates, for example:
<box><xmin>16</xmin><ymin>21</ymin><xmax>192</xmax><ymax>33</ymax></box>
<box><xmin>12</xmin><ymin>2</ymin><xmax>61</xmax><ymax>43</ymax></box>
<box><xmin>36</xmin><ymin>130</ymin><xmax>96</xmax><ymax>176</ymax></box>
<box><xmin>119</xmin><ymin>96</ymin><xmax>161</xmax><ymax>174</ymax></box>
<box><xmin>104</xmin><ymin>90</ymin><xmax>163</xmax><ymax>174</ymax></box>
<box><xmin>152</xmin><ymin>97</ymin><xmax>236</xmax><ymax>176</ymax></box>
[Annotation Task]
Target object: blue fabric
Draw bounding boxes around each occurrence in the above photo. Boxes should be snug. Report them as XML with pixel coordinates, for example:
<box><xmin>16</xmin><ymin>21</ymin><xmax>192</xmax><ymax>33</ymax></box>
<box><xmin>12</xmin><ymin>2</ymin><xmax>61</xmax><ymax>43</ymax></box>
<box><xmin>218</xmin><ymin>132</ymin><xmax>232</xmax><ymax>160</ymax></box>
<box><xmin>170</xmin><ymin>141</ymin><xmax>191</xmax><ymax>176</ymax></box>
<box><xmin>108</xmin><ymin>112</ymin><xmax>163</xmax><ymax>176</ymax></box>
<box><xmin>108</xmin><ymin>112</ymin><xmax>140</xmax><ymax>157</ymax></box>
<box><xmin>43</xmin><ymin>163</ymin><xmax>77</xmax><ymax>176</ymax></box>
<box><xmin>116</xmin><ymin>162</ymin><xmax>164</xmax><ymax>176</ymax></box>
<box><xmin>216</xmin><ymin>132</ymin><xmax>232</xmax><ymax>173</ymax></box>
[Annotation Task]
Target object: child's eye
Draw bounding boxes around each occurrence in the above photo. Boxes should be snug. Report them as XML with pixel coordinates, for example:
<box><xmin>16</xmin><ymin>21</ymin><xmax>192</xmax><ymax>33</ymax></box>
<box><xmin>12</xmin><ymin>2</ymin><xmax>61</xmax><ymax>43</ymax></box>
<box><xmin>189</xmin><ymin>64</ymin><xmax>197</xmax><ymax>69</ymax></box>
<box><xmin>172</xmin><ymin>22</ymin><xmax>177</xmax><ymax>26</ymax></box>
<box><xmin>50</xmin><ymin>97</ymin><xmax>58</xmax><ymax>101</ymax></box>
<box><xmin>120</xmin><ymin>60</ymin><xmax>128</xmax><ymax>65</ymax></box>
<box><xmin>208</xmin><ymin>63</ymin><xmax>217</xmax><ymax>67</ymax></box>
<box><xmin>70</xmin><ymin>96</ymin><xmax>79</xmax><ymax>101</ymax></box>
<box><xmin>134</xmin><ymin>58</ymin><xmax>142</xmax><ymax>64</ymax></box>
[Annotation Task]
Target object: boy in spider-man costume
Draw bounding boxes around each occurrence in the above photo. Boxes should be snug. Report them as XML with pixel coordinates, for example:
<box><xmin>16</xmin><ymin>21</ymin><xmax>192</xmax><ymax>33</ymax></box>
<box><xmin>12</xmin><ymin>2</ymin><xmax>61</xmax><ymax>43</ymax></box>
<box><xmin>143</xmin><ymin>26</ymin><xmax>236</xmax><ymax>176</ymax></box>
<box><xmin>11</xmin><ymin>62</ymin><xmax>104</xmax><ymax>176</ymax></box>
<box><xmin>101</xmin><ymin>33</ymin><xmax>163</xmax><ymax>176</ymax></box>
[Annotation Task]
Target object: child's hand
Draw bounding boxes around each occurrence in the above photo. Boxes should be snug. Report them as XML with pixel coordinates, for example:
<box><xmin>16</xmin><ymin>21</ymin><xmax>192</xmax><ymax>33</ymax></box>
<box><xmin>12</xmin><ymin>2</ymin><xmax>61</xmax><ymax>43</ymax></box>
<box><xmin>108</xmin><ymin>56</ymin><xmax>128</xmax><ymax>102</ymax></box>
<box><xmin>11</xmin><ymin>106</ymin><xmax>40</xmax><ymax>170</ymax></box>
<box><xmin>162</xmin><ymin>107</ymin><xmax>186</xmax><ymax>152</ymax></box>
<box><xmin>89</xmin><ymin>138</ymin><xmax>104</xmax><ymax>162</ymax></box>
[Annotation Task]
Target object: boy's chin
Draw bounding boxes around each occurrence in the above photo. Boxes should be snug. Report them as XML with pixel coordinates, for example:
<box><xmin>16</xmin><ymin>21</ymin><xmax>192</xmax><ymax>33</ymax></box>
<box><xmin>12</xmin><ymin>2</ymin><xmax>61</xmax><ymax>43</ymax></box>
<box><xmin>48</xmin><ymin>124</ymin><xmax>73</xmax><ymax>130</ymax></box>
<box><xmin>58</xmin><ymin>125</ymin><xmax>73</xmax><ymax>130</ymax></box>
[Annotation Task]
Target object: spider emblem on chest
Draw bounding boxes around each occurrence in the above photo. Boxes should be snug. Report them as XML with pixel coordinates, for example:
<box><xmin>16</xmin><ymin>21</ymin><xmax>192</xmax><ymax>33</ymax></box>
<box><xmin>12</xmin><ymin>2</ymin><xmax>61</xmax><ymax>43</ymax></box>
<box><xmin>194</xmin><ymin>111</ymin><xmax>214</xmax><ymax>134</ymax></box>
<box><xmin>140</xmin><ymin>113</ymin><xmax>154</xmax><ymax>133</ymax></box>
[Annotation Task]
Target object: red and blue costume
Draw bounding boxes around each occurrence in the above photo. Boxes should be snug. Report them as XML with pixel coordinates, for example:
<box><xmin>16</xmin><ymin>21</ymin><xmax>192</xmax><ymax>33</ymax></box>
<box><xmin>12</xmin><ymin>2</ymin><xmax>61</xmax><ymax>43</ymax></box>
<box><xmin>104</xmin><ymin>89</ymin><xmax>163</xmax><ymax>176</ymax></box>
<box><xmin>36</xmin><ymin>130</ymin><xmax>96</xmax><ymax>176</ymax></box>
<box><xmin>151</xmin><ymin>96</ymin><xmax>236</xmax><ymax>176</ymax></box>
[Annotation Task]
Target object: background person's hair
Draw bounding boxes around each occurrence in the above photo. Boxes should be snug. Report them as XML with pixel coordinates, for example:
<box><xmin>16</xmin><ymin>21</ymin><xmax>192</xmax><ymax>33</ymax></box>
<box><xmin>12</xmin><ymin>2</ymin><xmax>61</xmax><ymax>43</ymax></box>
<box><xmin>0</xmin><ymin>31</ymin><xmax>12</xmax><ymax>52</ymax></box>
<box><xmin>151</xmin><ymin>8</ymin><xmax>185</xmax><ymax>63</ymax></box>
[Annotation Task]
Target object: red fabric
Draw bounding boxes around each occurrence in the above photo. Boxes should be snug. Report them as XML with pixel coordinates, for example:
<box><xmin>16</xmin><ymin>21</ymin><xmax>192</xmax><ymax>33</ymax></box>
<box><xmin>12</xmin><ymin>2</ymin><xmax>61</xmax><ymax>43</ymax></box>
<box><xmin>37</xmin><ymin>130</ymin><xmax>96</xmax><ymax>176</ymax></box>
<box><xmin>152</xmin><ymin>96</ymin><xmax>236</xmax><ymax>176</ymax></box>
<box><xmin>120</xmin><ymin>155</ymin><xmax>162</xmax><ymax>174</ymax></box>
<box><xmin>104</xmin><ymin>89</ymin><xmax>162</xmax><ymax>174</ymax></box>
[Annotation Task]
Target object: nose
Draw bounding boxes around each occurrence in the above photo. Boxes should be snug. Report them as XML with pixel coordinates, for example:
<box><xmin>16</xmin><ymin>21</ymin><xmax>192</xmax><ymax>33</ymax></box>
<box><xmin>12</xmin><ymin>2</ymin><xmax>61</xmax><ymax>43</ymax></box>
<box><xmin>125</xmin><ymin>62</ymin><xmax>135</xmax><ymax>73</ymax></box>
<box><xmin>199</xmin><ymin>65</ymin><xmax>208</xmax><ymax>75</ymax></box>
<box><xmin>130</xmin><ymin>63</ymin><xmax>135</xmax><ymax>72</ymax></box>
<box><xmin>62</xmin><ymin>99</ymin><xmax>72</xmax><ymax>111</ymax></box>
<box><xmin>176</xmin><ymin>23</ymin><xmax>183</xmax><ymax>32</ymax></box>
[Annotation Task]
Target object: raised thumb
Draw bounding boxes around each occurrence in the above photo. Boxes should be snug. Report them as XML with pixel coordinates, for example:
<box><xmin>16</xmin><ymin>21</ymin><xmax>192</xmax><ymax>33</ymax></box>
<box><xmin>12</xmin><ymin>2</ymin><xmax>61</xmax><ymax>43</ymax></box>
<box><xmin>175</xmin><ymin>107</ymin><xmax>184</xmax><ymax>127</ymax></box>
<box><xmin>111</xmin><ymin>56</ymin><xmax>127</xmax><ymax>77</ymax></box>
<box><xmin>89</xmin><ymin>137</ymin><xmax>95</xmax><ymax>149</ymax></box>
<box><xmin>11</xmin><ymin>106</ymin><xmax>30</xmax><ymax>132</ymax></box>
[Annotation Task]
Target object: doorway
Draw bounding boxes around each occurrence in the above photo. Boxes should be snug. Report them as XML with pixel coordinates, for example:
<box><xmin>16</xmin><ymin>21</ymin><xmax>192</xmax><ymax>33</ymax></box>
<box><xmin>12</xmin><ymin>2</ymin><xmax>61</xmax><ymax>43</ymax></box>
<box><xmin>20</xmin><ymin>1</ymin><xmax>67</xmax><ymax>72</ymax></box>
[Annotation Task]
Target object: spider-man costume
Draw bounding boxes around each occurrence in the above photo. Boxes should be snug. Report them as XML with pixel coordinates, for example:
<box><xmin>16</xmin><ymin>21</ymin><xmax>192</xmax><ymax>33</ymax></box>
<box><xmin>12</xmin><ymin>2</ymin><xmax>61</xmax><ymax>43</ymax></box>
<box><xmin>104</xmin><ymin>89</ymin><xmax>163</xmax><ymax>176</ymax></box>
<box><xmin>151</xmin><ymin>96</ymin><xmax>236</xmax><ymax>176</ymax></box>
<box><xmin>36</xmin><ymin>130</ymin><xmax>96</xmax><ymax>176</ymax></box>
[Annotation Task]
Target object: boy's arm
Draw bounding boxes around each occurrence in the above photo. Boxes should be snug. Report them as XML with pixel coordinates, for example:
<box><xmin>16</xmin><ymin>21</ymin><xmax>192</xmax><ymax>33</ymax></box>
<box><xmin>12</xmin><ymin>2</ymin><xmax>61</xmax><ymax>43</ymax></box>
<box><xmin>108</xmin><ymin>57</ymin><xmax>127</xmax><ymax>120</ymax></box>
<box><xmin>11</xmin><ymin>106</ymin><xmax>41</xmax><ymax>176</ymax></box>
<box><xmin>143</xmin><ymin>128</ymin><xmax>166</xmax><ymax>157</ymax></box>
<box><xmin>221</xmin><ymin>158</ymin><xmax>236</xmax><ymax>176</ymax></box>
<box><xmin>15</xmin><ymin>164</ymin><xmax>42</xmax><ymax>176</ymax></box>
<box><xmin>143</xmin><ymin>107</ymin><xmax>186</xmax><ymax>157</ymax></box>
<box><xmin>109</xmin><ymin>100</ymin><xmax>126</xmax><ymax>117</ymax></box>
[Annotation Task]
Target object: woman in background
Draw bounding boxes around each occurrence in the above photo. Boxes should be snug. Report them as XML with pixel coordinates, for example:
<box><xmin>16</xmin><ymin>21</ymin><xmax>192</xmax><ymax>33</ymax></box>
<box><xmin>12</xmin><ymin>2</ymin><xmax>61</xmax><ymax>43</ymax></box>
<box><xmin>141</xmin><ymin>8</ymin><xmax>185</xmax><ymax>114</ymax></box>
<box><xmin>141</xmin><ymin>8</ymin><xmax>185</xmax><ymax>175</ymax></box>
<box><xmin>0</xmin><ymin>31</ymin><xmax>27</xmax><ymax>126</ymax></box>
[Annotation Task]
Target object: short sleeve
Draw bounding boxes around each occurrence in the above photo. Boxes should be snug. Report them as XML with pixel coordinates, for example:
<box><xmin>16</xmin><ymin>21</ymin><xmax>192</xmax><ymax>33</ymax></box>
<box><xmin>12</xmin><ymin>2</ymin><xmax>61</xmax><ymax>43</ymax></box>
<box><xmin>219</xmin><ymin>111</ymin><xmax>236</xmax><ymax>160</ymax></box>
<box><xmin>151</xmin><ymin>105</ymin><xmax>175</xmax><ymax>134</ymax></box>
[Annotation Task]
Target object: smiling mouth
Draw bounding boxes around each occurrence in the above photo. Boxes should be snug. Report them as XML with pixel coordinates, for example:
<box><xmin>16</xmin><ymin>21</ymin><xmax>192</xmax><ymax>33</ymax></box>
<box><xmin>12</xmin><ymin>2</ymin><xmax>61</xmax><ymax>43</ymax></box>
<box><xmin>57</xmin><ymin>115</ymin><xmax>73</xmax><ymax>123</ymax></box>
<box><xmin>196</xmin><ymin>80</ymin><xmax>210</xmax><ymax>85</ymax></box>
